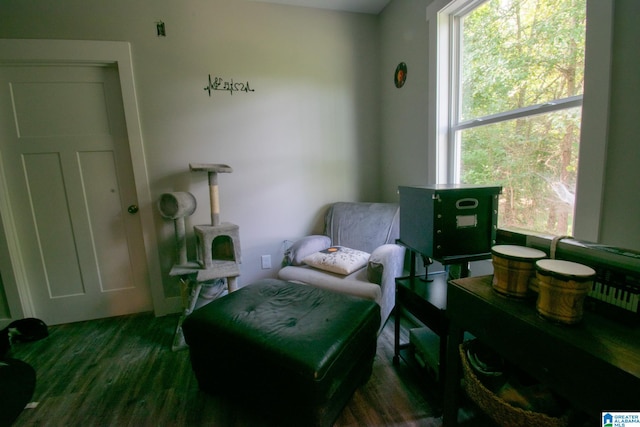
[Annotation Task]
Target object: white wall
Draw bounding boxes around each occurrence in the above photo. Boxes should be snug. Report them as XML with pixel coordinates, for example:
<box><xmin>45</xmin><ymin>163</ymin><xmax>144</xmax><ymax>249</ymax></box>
<box><xmin>0</xmin><ymin>0</ymin><xmax>381</xmax><ymax>310</ymax></box>
<box><xmin>379</xmin><ymin>0</ymin><xmax>430</xmax><ymax>201</ymax></box>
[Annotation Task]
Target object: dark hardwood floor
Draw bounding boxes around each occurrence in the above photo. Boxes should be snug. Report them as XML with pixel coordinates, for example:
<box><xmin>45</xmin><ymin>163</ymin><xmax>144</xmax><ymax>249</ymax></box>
<box><xmin>8</xmin><ymin>311</ymin><xmax>495</xmax><ymax>426</ymax></box>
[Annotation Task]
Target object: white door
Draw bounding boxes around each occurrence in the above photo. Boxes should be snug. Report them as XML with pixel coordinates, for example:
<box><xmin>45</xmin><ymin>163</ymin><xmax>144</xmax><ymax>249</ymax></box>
<box><xmin>0</xmin><ymin>64</ymin><xmax>152</xmax><ymax>324</ymax></box>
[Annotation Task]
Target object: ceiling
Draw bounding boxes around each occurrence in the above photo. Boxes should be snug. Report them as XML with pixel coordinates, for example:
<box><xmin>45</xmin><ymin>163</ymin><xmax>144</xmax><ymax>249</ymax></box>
<box><xmin>250</xmin><ymin>0</ymin><xmax>391</xmax><ymax>15</ymax></box>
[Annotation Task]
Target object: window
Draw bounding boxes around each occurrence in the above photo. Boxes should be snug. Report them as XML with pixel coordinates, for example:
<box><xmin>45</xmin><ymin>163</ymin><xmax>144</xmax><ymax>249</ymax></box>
<box><xmin>427</xmin><ymin>0</ymin><xmax>613</xmax><ymax>241</ymax></box>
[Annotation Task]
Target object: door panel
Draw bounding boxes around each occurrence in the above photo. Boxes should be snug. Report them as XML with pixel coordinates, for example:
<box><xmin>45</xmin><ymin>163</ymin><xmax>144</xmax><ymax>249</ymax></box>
<box><xmin>0</xmin><ymin>64</ymin><xmax>152</xmax><ymax>324</ymax></box>
<box><xmin>12</xmin><ymin>80</ymin><xmax>110</xmax><ymax>137</ymax></box>
<box><xmin>23</xmin><ymin>152</ymin><xmax>85</xmax><ymax>298</ymax></box>
<box><xmin>79</xmin><ymin>150</ymin><xmax>135</xmax><ymax>292</ymax></box>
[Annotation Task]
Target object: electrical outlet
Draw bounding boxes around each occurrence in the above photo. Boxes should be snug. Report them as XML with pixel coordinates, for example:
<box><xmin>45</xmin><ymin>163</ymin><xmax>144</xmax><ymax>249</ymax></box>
<box><xmin>261</xmin><ymin>255</ymin><xmax>272</xmax><ymax>269</ymax></box>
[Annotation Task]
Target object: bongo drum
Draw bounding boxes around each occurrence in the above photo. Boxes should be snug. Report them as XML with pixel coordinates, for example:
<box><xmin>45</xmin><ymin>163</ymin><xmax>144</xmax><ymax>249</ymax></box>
<box><xmin>535</xmin><ymin>259</ymin><xmax>595</xmax><ymax>324</ymax></box>
<box><xmin>491</xmin><ymin>245</ymin><xmax>547</xmax><ymax>298</ymax></box>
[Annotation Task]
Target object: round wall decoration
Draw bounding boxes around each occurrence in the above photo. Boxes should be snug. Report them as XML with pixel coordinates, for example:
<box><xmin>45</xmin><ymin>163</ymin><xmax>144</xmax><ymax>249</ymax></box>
<box><xmin>394</xmin><ymin>62</ymin><xmax>407</xmax><ymax>88</ymax></box>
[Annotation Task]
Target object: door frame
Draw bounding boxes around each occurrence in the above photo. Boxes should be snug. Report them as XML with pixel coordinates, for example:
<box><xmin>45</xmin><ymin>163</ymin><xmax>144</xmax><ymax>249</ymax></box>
<box><xmin>0</xmin><ymin>39</ymin><xmax>169</xmax><ymax>322</ymax></box>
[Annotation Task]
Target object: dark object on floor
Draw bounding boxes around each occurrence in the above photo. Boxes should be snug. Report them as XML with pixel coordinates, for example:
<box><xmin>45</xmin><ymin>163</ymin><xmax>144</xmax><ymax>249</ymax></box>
<box><xmin>0</xmin><ymin>328</ymin><xmax>9</xmax><ymax>359</ymax></box>
<box><xmin>7</xmin><ymin>318</ymin><xmax>49</xmax><ymax>343</ymax></box>
<box><xmin>183</xmin><ymin>278</ymin><xmax>380</xmax><ymax>427</ymax></box>
<box><xmin>0</xmin><ymin>358</ymin><xmax>36</xmax><ymax>426</ymax></box>
<box><xmin>1</xmin><ymin>318</ymin><xmax>48</xmax><ymax>359</ymax></box>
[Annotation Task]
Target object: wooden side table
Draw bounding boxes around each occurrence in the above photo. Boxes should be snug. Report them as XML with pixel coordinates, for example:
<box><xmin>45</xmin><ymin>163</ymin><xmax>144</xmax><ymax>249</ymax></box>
<box><xmin>392</xmin><ymin>243</ymin><xmax>490</xmax><ymax>390</ymax></box>
<box><xmin>394</xmin><ymin>272</ymin><xmax>449</xmax><ymax>385</ymax></box>
<box><xmin>443</xmin><ymin>275</ymin><xmax>640</xmax><ymax>426</ymax></box>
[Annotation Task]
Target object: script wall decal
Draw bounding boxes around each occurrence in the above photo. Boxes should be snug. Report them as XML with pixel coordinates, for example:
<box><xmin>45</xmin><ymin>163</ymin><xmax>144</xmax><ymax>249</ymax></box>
<box><xmin>204</xmin><ymin>74</ymin><xmax>255</xmax><ymax>96</ymax></box>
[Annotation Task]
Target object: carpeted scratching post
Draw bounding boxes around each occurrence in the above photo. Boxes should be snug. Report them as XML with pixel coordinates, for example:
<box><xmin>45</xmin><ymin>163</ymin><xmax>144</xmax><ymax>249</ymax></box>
<box><xmin>158</xmin><ymin>164</ymin><xmax>241</xmax><ymax>351</ymax></box>
<box><xmin>189</xmin><ymin>163</ymin><xmax>232</xmax><ymax>227</ymax></box>
<box><xmin>189</xmin><ymin>163</ymin><xmax>241</xmax><ymax>288</ymax></box>
<box><xmin>158</xmin><ymin>192</ymin><xmax>197</xmax><ymax>267</ymax></box>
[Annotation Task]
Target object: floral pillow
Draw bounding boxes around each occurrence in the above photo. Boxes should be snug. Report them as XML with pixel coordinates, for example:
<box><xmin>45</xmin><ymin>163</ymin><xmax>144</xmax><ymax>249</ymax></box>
<box><xmin>302</xmin><ymin>246</ymin><xmax>370</xmax><ymax>275</ymax></box>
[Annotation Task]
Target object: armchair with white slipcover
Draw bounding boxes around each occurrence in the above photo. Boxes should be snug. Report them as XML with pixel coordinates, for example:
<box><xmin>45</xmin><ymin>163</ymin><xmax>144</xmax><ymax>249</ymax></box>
<box><xmin>278</xmin><ymin>202</ymin><xmax>406</xmax><ymax>332</ymax></box>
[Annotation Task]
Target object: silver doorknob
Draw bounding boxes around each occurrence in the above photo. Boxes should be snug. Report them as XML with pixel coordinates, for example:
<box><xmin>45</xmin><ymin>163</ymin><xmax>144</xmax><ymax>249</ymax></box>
<box><xmin>128</xmin><ymin>204</ymin><xmax>139</xmax><ymax>214</ymax></box>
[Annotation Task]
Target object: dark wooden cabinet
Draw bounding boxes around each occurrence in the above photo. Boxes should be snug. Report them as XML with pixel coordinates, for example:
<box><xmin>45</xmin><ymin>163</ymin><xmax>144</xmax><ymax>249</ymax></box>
<box><xmin>443</xmin><ymin>275</ymin><xmax>640</xmax><ymax>426</ymax></box>
<box><xmin>394</xmin><ymin>273</ymin><xmax>449</xmax><ymax>385</ymax></box>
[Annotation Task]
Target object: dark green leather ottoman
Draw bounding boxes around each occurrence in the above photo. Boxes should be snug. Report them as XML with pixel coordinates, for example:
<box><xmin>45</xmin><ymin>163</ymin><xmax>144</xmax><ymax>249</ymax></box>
<box><xmin>182</xmin><ymin>279</ymin><xmax>380</xmax><ymax>427</ymax></box>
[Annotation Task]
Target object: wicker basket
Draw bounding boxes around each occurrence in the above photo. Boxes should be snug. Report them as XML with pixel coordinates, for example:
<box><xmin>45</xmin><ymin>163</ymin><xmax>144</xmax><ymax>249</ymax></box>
<box><xmin>459</xmin><ymin>342</ymin><xmax>569</xmax><ymax>427</ymax></box>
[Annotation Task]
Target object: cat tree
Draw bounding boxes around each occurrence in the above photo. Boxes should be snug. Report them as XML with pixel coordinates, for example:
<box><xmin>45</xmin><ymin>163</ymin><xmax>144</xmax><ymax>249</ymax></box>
<box><xmin>159</xmin><ymin>163</ymin><xmax>241</xmax><ymax>350</ymax></box>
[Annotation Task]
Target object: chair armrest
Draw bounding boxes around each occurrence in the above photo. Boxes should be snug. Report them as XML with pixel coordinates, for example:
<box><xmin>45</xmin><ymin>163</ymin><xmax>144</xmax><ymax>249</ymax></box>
<box><xmin>368</xmin><ymin>244</ymin><xmax>406</xmax><ymax>327</ymax></box>
<box><xmin>283</xmin><ymin>235</ymin><xmax>331</xmax><ymax>266</ymax></box>
<box><xmin>368</xmin><ymin>244</ymin><xmax>406</xmax><ymax>284</ymax></box>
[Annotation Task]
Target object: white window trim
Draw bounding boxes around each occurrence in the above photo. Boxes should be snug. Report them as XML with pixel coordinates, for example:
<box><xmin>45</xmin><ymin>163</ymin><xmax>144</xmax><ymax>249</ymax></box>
<box><xmin>453</xmin><ymin>95</ymin><xmax>583</xmax><ymax>132</ymax></box>
<box><xmin>426</xmin><ymin>0</ymin><xmax>614</xmax><ymax>242</ymax></box>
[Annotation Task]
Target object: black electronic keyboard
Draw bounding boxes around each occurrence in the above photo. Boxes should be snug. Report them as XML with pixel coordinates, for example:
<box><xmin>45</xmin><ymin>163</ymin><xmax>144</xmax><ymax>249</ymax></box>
<box><xmin>587</xmin><ymin>265</ymin><xmax>640</xmax><ymax>320</ymax></box>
